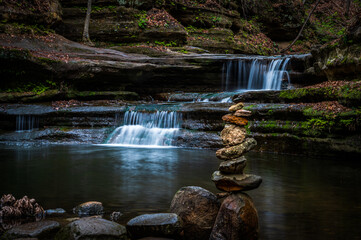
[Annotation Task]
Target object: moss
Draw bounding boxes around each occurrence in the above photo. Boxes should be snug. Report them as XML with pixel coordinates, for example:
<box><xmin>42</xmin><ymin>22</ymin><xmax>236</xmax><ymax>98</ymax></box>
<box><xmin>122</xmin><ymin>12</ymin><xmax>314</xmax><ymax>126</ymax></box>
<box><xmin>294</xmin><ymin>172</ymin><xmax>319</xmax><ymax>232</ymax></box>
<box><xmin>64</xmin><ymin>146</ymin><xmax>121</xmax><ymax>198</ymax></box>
<box><xmin>279</xmin><ymin>87</ymin><xmax>338</xmax><ymax>102</ymax></box>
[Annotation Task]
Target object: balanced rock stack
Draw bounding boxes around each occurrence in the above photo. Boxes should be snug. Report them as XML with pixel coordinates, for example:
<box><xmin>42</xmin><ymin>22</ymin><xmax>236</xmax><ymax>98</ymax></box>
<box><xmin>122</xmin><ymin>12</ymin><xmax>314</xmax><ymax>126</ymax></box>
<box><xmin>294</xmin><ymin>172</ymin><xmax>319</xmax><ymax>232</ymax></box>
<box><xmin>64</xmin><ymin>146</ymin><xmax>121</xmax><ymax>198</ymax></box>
<box><xmin>212</xmin><ymin>102</ymin><xmax>262</xmax><ymax>192</ymax></box>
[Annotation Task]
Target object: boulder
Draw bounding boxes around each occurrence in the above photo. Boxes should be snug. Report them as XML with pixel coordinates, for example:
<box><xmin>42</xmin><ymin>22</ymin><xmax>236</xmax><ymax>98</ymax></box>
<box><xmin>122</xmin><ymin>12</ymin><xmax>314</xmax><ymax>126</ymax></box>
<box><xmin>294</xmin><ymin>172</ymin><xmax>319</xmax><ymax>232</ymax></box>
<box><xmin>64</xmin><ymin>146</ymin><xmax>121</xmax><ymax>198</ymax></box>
<box><xmin>126</xmin><ymin>213</ymin><xmax>182</xmax><ymax>239</ymax></box>
<box><xmin>216</xmin><ymin>138</ymin><xmax>257</xmax><ymax>160</ymax></box>
<box><xmin>73</xmin><ymin>201</ymin><xmax>104</xmax><ymax>217</ymax></box>
<box><xmin>229</xmin><ymin>103</ymin><xmax>244</xmax><ymax>112</ymax></box>
<box><xmin>234</xmin><ymin>109</ymin><xmax>252</xmax><ymax>117</ymax></box>
<box><xmin>169</xmin><ymin>186</ymin><xmax>220</xmax><ymax>240</ymax></box>
<box><xmin>209</xmin><ymin>193</ymin><xmax>259</xmax><ymax>240</ymax></box>
<box><xmin>211</xmin><ymin>172</ymin><xmax>262</xmax><ymax>192</ymax></box>
<box><xmin>222</xmin><ymin>115</ymin><xmax>248</xmax><ymax>127</ymax></box>
<box><xmin>4</xmin><ymin>220</ymin><xmax>60</xmax><ymax>239</ymax></box>
<box><xmin>55</xmin><ymin>217</ymin><xmax>127</xmax><ymax>240</ymax></box>
<box><xmin>219</xmin><ymin>157</ymin><xmax>247</xmax><ymax>174</ymax></box>
<box><xmin>220</xmin><ymin>124</ymin><xmax>246</xmax><ymax>147</ymax></box>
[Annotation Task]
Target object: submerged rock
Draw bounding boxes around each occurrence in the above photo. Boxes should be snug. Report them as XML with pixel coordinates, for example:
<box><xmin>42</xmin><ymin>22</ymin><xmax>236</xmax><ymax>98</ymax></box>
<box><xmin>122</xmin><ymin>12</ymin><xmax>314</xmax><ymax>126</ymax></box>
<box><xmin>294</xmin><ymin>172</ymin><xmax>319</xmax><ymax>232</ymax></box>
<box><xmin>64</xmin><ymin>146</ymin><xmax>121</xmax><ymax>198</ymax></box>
<box><xmin>216</xmin><ymin>138</ymin><xmax>257</xmax><ymax>160</ymax></box>
<box><xmin>55</xmin><ymin>217</ymin><xmax>127</xmax><ymax>240</ymax></box>
<box><xmin>222</xmin><ymin>114</ymin><xmax>248</xmax><ymax>127</ymax></box>
<box><xmin>220</xmin><ymin>124</ymin><xmax>246</xmax><ymax>147</ymax></box>
<box><xmin>219</xmin><ymin>157</ymin><xmax>247</xmax><ymax>174</ymax></box>
<box><xmin>73</xmin><ymin>201</ymin><xmax>104</xmax><ymax>217</ymax></box>
<box><xmin>169</xmin><ymin>186</ymin><xmax>220</xmax><ymax>240</ymax></box>
<box><xmin>212</xmin><ymin>171</ymin><xmax>262</xmax><ymax>192</ymax></box>
<box><xmin>45</xmin><ymin>208</ymin><xmax>66</xmax><ymax>216</ymax></box>
<box><xmin>210</xmin><ymin>193</ymin><xmax>259</xmax><ymax>240</ymax></box>
<box><xmin>126</xmin><ymin>213</ymin><xmax>183</xmax><ymax>239</ymax></box>
<box><xmin>4</xmin><ymin>220</ymin><xmax>60</xmax><ymax>239</ymax></box>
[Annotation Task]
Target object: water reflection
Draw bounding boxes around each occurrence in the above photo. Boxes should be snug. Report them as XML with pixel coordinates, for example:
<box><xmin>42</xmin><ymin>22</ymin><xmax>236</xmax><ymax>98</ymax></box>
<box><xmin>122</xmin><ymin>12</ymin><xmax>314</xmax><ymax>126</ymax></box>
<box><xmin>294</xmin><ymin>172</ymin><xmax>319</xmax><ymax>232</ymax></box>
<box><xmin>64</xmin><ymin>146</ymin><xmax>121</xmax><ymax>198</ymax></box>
<box><xmin>0</xmin><ymin>146</ymin><xmax>360</xmax><ymax>239</ymax></box>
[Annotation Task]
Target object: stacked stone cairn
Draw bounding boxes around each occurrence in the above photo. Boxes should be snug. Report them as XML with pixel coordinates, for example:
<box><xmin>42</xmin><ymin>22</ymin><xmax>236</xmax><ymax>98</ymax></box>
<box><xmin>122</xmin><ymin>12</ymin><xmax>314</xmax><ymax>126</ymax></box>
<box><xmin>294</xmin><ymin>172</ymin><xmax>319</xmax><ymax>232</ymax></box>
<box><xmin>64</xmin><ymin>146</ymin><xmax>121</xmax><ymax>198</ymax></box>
<box><xmin>212</xmin><ymin>102</ymin><xmax>262</xmax><ymax>192</ymax></box>
<box><xmin>208</xmin><ymin>102</ymin><xmax>262</xmax><ymax>240</ymax></box>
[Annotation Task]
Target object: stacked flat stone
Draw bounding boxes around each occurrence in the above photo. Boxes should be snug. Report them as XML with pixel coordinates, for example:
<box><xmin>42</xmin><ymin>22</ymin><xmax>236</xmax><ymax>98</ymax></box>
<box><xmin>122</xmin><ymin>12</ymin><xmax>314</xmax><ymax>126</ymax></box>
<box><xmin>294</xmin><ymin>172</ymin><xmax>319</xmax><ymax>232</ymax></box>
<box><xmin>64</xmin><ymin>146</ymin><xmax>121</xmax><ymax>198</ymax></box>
<box><xmin>212</xmin><ymin>102</ymin><xmax>262</xmax><ymax>192</ymax></box>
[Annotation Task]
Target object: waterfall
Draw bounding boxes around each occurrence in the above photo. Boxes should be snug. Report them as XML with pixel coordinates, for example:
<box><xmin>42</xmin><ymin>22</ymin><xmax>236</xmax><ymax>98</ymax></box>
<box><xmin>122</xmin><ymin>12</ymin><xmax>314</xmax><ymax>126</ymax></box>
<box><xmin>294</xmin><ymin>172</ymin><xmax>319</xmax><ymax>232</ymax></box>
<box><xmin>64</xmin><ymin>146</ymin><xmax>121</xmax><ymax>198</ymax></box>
<box><xmin>222</xmin><ymin>57</ymin><xmax>291</xmax><ymax>91</ymax></box>
<box><xmin>105</xmin><ymin>111</ymin><xmax>182</xmax><ymax>147</ymax></box>
<box><xmin>16</xmin><ymin>115</ymin><xmax>39</xmax><ymax>132</ymax></box>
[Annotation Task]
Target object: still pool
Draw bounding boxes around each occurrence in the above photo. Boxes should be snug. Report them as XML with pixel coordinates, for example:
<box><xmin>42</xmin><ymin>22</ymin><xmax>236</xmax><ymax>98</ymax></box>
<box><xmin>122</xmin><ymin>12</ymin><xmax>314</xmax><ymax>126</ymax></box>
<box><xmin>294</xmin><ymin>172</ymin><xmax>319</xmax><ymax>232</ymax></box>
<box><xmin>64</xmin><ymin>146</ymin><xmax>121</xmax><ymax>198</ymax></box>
<box><xmin>0</xmin><ymin>145</ymin><xmax>360</xmax><ymax>239</ymax></box>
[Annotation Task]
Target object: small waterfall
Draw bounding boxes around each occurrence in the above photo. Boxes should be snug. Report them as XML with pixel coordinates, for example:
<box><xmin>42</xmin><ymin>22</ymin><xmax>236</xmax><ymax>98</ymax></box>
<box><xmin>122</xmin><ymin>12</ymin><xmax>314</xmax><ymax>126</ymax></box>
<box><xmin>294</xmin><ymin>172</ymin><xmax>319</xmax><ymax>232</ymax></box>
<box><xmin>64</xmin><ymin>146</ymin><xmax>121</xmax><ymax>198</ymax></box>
<box><xmin>106</xmin><ymin>111</ymin><xmax>182</xmax><ymax>147</ymax></box>
<box><xmin>222</xmin><ymin>57</ymin><xmax>291</xmax><ymax>91</ymax></box>
<box><xmin>16</xmin><ymin>115</ymin><xmax>39</xmax><ymax>132</ymax></box>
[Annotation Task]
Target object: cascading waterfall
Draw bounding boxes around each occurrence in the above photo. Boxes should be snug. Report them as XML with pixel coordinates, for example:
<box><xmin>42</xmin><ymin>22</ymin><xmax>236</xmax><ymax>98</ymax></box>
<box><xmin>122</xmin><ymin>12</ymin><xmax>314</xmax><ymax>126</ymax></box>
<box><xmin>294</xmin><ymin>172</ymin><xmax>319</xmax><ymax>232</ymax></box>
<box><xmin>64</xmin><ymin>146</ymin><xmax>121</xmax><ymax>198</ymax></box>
<box><xmin>222</xmin><ymin>57</ymin><xmax>291</xmax><ymax>91</ymax></box>
<box><xmin>106</xmin><ymin>111</ymin><xmax>182</xmax><ymax>147</ymax></box>
<box><xmin>16</xmin><ymin>115</ymin><xmax>39</xmax><ymax>132</ymax></box>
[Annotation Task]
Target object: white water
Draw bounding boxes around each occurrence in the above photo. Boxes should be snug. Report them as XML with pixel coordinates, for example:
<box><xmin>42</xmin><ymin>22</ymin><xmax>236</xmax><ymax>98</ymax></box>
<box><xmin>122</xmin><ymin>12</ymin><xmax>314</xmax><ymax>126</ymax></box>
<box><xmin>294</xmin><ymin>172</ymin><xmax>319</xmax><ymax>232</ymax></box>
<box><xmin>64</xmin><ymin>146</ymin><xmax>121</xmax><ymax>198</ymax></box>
<box><xmin>16</xmin><ymin>115</ymin><xmax>39</xmax><ymax>132</ymax></box>
<box><xmin>222</xmin><ymin>57</ymin><xmax>291</xmax><ymax>91</ymax></box>
<box><xmin>106</xmin><ymin>111</ymin><xmax>181</xmax><ymax>147</ymax></box>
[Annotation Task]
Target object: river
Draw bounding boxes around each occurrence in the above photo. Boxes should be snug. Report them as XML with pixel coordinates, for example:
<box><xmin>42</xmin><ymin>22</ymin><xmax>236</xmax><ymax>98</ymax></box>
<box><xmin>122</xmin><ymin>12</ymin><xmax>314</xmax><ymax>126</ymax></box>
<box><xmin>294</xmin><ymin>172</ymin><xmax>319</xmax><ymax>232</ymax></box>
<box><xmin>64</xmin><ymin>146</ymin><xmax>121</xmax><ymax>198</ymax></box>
<box><xmin>0</xmin><ymin>144</ymin><xmax>360</xmax><ymax>239</ymax></box>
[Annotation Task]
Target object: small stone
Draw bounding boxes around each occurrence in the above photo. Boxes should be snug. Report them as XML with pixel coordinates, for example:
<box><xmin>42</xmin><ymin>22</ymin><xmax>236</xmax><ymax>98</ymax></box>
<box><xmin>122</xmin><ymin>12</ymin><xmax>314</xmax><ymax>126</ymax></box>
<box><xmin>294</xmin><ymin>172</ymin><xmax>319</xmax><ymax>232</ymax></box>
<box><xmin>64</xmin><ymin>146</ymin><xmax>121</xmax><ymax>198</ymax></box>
<box><xmin>209</xmin><ymin>193</ymin><xmax>259</xmax><ymax>240</ymax></box>
<box><xmin>219</xmin><ymin>156</ymin><xmax>247</xmax><ymax>174</ymax></box>
<box><xmin>234</xmin><ymin>109</ymin><xmax>252</xmax><ymax>117</ymax></box>
<box><xmin>45</xmin><ymin>208</ymin><xmax>66</xmax><ymax>216</ymax></box>
<box><xmin>73</xmin><ymin>201</ymin><xmax>104</xmax><ymax>217</ymax></box>
<box><xmin>222</xmin><ymin>114</ymin><xmax>248</xmax><ymax>126</ymax></box>
<box><xmin>110</xmin><ymin>212</ymin><xmax>123</xmax><ymax>222</ymax></box>
<box><xmin>55</xmin><ymin>217</ymin><xmax>127</xmax><ymax>240</ymax></box>
<box><xmin>169</xmin><ymin>186</ymin><xmax>220</xmax><ymax>240</ymax></box>
<box><xmin>126</xmin><ymin>213</ymin><xmax>183</xmax><ymax>239</ymax></box>
<box><xmin>211</xmin><ymin>171</ymin><xmax>262</xmax><ymax>192</ymax></box>
<box><xmin>220</xmin><ymin>124</ymin><xmax>246</xmax><ymax>147</ymax></box>
<box><xmin>229</xmin><ymin>103</ymin><xmax>244</xmax><ymax>112</ymax></box>
<box><xmin>216</xmin><ymin>138</ymin><xmax>257</xmax><ymax>160</ymax></box>
<box><xmin>4</xmin><ymin>220</ymin><xmax>60</xmax><ymax>239</ymax></box>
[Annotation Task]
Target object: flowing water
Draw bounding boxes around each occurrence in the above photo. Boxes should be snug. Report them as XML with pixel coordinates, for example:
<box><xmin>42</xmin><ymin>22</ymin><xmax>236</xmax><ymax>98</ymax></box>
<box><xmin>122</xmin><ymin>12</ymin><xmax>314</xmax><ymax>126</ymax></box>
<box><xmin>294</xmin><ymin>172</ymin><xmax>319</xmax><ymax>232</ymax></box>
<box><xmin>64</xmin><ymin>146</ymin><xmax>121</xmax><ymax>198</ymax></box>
<box><xmin>0</xmin><ymin>145</ymin><xmax>360</xmax><ymax>239</ymax></box>
<box><xmin>222</xmin><ymin>57</ymin><xmax>291</xmax><ymax>91</ymax></box>
<box><xmin>16</xmin><ymin>115</ymin><xmax>39</xmax><ymax>132</ymax></box>
<box><xmin>105</xmin><ymin>111</ymin><xmax>182</xmax><ymax>147</ymax></box>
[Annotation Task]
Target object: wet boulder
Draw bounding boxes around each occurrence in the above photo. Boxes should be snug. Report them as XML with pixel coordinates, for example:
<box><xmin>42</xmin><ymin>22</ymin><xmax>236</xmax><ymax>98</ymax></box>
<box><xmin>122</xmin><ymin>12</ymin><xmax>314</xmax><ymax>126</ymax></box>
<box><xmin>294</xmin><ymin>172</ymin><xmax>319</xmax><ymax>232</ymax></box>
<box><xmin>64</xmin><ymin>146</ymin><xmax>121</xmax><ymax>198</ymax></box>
<box><xmin>169</xmin><ymin>186</ymin><xmax>220</xmax><ymax>240</ymax></box>
<box><xmin>216</xmin><ymin>138</ymin><xmax>257</xmax><ymax>160</ymax></box>
<box><xmin>73</xmin><ymin>201</ymin><xmax>104</xmax><ymax>217</ymax></box>
<box><xmin>220</xmin><ymin>124</ymin><xmax>246</xmax><ymax>147</ymax></box>
<box><xmin>210</xmin><ymin>193</ymin><xmax>259</xmax><ymax>240</ymax></box>
<box><xmin>126</xmin><ymin>213</ymin><xmax>183</xmax><ymax>239</ymax></box>
<box><xmin>4</xmin><ymin>220</ymin><xmax>60</xmax><ymax>239</ymax></box>
<box><xmin>55</xmin><ymin>217</ymin><xmax>127</xmax><ymax>240</ymax></box>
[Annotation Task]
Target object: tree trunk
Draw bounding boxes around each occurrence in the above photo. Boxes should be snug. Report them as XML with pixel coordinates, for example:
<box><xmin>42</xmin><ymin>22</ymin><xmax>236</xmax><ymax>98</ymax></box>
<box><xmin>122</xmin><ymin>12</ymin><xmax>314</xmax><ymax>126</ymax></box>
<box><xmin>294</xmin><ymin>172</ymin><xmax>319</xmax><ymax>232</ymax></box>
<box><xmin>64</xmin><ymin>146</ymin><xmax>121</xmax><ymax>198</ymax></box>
<box><xmin>345</xmin><ymin>0</ymin><xmax>351</xmax><ymax>17</ymax></box>
<box><xmin>280</xmin><ymin>0</ymin><xmax>321</xmax><ymax>53</ymax></box>
<box><xmin>82</xmin><ymin>0</ymin><xmax>92</xmax><ymax>43</ymax></box>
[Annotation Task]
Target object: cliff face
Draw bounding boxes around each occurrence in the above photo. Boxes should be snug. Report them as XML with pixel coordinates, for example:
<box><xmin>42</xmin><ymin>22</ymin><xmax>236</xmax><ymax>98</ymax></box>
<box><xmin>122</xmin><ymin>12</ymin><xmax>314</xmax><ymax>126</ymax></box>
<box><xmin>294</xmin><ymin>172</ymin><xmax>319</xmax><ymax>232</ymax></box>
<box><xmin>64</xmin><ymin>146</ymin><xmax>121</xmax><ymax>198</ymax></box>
<box><xmin>53</xmin><ymin>0</ymin><xmax>305</xmax><ymax>55</ymax></box>
<box><xmin>310</xmin><ymin>17</ymin><xmax>361</xmax><ymax>81</ymax></box>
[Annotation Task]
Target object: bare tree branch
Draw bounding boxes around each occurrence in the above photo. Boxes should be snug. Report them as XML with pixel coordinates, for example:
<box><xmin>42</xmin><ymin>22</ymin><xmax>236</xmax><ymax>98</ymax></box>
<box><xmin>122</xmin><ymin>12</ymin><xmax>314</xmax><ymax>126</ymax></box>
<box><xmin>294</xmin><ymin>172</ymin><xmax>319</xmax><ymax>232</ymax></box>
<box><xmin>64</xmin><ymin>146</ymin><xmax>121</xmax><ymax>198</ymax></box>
<box><xmin>280</xmin><ymin>0</ymin><xmax>322</xmax><ymax>53</ymax></box>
